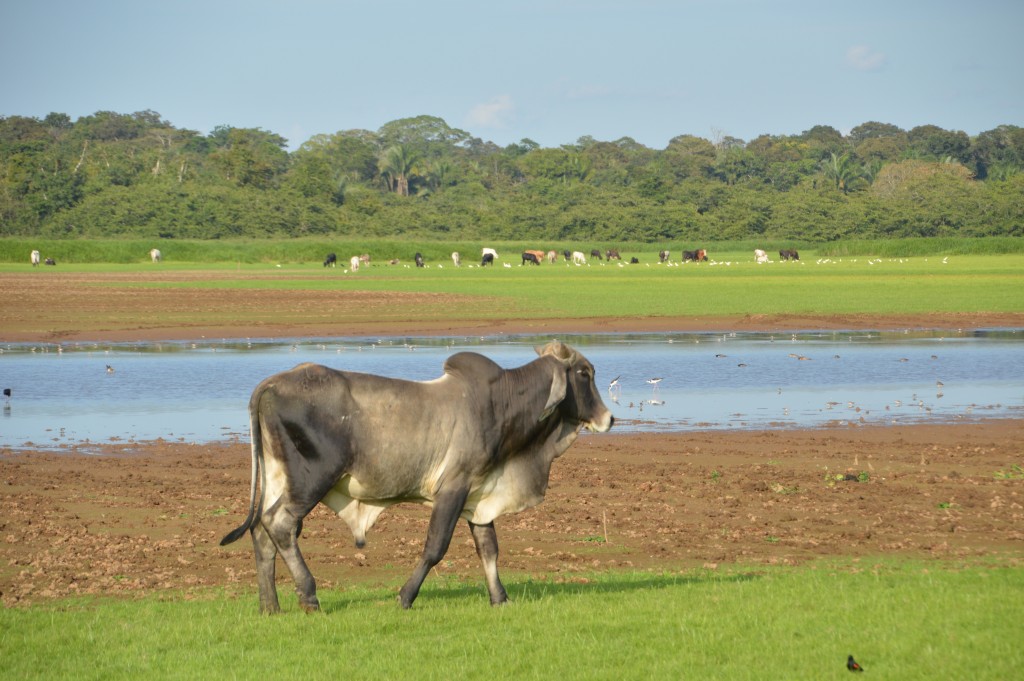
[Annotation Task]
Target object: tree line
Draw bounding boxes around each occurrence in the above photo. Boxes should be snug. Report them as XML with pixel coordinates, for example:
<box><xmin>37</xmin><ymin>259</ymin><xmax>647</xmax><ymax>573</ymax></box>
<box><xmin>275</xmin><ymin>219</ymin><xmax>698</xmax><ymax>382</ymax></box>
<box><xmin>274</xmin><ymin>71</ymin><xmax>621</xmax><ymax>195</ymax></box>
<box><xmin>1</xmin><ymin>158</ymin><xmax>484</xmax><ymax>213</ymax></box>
<box><xmin>1</xmin><ymin>110</ymin><xmax>1021</xmax><ymax>242</ymax></box>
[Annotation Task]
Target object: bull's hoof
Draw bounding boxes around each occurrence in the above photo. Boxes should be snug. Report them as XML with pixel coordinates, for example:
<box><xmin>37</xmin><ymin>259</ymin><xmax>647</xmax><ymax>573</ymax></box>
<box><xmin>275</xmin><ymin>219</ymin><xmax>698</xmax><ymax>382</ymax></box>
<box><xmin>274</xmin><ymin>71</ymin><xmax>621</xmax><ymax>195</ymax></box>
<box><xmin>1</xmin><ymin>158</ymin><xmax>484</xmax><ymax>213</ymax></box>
<box><xmin>300</xmin><ymin>598</ymin><xmax>321</xmax><ymax>613</ymax></box>
<box><xmin>259</xmin><ymin>603</ymin><xmax>282</xmax><ymax>615</ymax></box>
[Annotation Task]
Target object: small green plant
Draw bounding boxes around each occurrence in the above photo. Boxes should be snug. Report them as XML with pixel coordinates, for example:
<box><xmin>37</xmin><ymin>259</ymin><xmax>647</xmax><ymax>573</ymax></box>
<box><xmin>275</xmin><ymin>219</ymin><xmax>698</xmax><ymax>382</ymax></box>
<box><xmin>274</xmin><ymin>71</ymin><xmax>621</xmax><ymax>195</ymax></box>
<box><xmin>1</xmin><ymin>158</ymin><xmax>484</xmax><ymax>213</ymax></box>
<box><xmin>938</xmin><ymin>502</ymin><xmax>954</xmax><ymax>509</ymax></box>
<box><xmin>710</xmin><ymin>470</ymin><xmax>722</xmax><ymax>482</ymax></box>
<box><xmin>765</xmin><ymin>536</ymin><xmax>781</xmax><ymax>543</ymax></box>
<box><xmin>994</xmin><ymin>464</ymin><xmax>1024</xmax><ymax>480</ymax></box>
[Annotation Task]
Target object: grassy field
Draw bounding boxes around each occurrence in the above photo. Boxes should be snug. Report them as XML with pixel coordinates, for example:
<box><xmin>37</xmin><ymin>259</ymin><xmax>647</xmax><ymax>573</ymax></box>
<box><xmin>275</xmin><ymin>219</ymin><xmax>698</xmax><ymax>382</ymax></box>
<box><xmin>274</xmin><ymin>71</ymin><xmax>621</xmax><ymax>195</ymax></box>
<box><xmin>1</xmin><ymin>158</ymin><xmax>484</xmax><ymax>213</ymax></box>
<box><xmin>4</xmin><ymin>247</ymin><xmax>1024</xmax><ymax>324</ymax></box>
<box><xmin>2</xmin><ymin>562</ymin><xmax>1021</xmax><ymax>680</ymax></box>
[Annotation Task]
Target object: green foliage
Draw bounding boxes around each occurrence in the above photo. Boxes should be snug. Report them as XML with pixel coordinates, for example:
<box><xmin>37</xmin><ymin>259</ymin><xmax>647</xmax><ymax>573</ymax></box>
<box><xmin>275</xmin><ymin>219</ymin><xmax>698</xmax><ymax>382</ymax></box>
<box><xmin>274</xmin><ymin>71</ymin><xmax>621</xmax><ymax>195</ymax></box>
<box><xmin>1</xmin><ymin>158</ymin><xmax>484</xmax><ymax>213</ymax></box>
<box><xmin>1</xmin><ymin>562</ymin><xmax>1022</xmax><ymax>680</ymax></box>
<box><xmin>1</xmin><ymin>112</ymin><xmax>1022</xmax><ymax>242</ymax></box>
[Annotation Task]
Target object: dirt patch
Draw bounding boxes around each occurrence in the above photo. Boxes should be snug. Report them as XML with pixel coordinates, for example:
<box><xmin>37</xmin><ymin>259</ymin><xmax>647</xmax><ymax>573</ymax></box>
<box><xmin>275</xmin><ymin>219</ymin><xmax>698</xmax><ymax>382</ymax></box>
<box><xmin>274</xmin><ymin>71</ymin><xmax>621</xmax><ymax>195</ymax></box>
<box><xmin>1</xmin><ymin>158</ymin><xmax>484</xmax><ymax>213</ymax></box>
<box><xmin>2</xmin><ymin>422</ymin><xmax>1022</xmax><ymax>607</ymax></box>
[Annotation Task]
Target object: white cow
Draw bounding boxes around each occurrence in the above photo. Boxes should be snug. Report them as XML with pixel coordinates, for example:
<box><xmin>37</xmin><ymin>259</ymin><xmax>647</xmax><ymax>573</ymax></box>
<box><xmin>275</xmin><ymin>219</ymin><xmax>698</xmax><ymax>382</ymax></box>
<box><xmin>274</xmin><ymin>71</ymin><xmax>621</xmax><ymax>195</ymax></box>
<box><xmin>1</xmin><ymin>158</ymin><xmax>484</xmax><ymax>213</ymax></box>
<box><xmin>754</xmin><ymin>249</ymin><xmax>769</xmax><ymax>264</ymax></box>
<box><xmin>31</xmin><ymin>250</ymin><xmax>41</xmax><ymax>267</ymax></box>
<box><xmin>572</xmin><ymin>251</ymin><xmax>587</xmax><ymax>265</ymax></box>
<box><xmin>482</xmin><ymin>247</ymin><xmax>498</xmax><ymax>261</ymax></box>
<box><xmin>451</xmin><ymin>251</ymin><xmax>461</xmax><ymax>267</ymax></box>
<box><xmin>150</xmin><ymin>248</ymin><xmax>162</xmax><ymax>263</ymax></box>
<box><xmin>349</xmin><ymin>256</ymin><xmax>361</xmax><ymax>272</ymax></box>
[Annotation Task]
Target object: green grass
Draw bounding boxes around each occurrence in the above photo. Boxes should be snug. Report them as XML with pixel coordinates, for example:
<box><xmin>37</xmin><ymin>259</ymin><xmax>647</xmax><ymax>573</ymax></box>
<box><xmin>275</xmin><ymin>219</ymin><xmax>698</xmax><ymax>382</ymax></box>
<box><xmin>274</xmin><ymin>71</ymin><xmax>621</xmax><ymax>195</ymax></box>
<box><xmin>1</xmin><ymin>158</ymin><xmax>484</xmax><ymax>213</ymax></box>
<box><xmin>102</xmin><ymin>253</ymin><xmax>1024</xmax><ymax>318</ymax></box>
<box><xmin>2</xmin><ymin>562</ymin><xmax>1022</xmax><ymax>680</ymax></box>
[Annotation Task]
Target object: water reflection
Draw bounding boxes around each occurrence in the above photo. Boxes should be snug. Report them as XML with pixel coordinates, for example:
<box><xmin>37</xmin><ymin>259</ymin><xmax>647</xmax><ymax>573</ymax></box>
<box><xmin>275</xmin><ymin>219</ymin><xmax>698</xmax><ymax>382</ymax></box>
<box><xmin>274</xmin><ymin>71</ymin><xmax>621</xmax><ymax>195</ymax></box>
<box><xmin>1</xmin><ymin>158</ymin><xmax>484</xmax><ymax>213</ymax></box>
<box><xmin>1</xmin><ymin>330</ymin><xmax>1022</xmax><ymax>450</ymax></box>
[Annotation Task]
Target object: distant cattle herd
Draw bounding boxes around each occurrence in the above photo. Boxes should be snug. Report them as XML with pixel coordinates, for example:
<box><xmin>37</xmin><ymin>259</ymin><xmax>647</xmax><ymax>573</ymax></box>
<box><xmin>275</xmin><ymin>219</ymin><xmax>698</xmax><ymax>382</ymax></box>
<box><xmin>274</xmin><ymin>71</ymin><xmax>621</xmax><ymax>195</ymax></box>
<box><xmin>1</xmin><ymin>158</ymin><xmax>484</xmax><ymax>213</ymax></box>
<box><xmin>23</xmin><ymin>246</ymin><xmax>804</xmax><ymax>270</ymax></box>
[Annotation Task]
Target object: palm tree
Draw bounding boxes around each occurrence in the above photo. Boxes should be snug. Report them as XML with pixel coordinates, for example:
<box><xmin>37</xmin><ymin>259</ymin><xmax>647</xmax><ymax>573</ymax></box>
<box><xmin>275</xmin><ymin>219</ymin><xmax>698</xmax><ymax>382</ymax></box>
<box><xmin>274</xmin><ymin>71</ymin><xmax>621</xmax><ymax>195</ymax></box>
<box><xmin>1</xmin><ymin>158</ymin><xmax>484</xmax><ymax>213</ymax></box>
<box><xmin>378</xmin><ymin>145</ymin><xmax>420</xmax><ymax>196</ymax></box>
<box><xmin>821</xmin><ymin>152</ymin><xmax>861</xmax><ymax>193</ymax></box>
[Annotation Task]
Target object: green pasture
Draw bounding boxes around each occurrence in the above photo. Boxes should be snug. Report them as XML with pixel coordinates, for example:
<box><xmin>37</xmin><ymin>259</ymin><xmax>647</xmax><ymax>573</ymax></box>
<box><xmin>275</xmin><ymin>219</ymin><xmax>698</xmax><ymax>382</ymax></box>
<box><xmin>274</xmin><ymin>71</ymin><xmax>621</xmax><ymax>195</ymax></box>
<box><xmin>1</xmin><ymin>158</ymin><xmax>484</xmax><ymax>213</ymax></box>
<box><xmin>5</xmin><ymin>245</ymin><xmax>1022</xmax><ymax>321</ymax></box>
<box><xmin>2</xmin><ymin>562</ymin><xmax>1021</xmax><ymax>680</ymax></box>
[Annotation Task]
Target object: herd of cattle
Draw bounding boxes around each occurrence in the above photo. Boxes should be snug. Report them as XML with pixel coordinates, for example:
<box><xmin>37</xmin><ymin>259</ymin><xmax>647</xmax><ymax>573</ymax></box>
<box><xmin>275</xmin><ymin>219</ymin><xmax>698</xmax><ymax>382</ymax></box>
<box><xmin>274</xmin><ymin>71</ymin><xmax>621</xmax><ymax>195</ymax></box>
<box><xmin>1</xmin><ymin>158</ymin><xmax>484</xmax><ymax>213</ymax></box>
<box><xmin>26</xmin><ymin>246</ymin><xmax>798</xmax><ymax>269</ymax></box>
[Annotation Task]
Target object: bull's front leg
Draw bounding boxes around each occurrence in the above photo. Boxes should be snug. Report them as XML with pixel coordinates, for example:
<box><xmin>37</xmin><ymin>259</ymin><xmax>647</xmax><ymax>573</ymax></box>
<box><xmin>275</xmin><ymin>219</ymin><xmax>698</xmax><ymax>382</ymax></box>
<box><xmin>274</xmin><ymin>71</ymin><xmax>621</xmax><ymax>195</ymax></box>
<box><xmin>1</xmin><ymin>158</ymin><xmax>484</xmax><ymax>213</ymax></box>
<box><xmin>468</xmin><ymin>520</ymin><xmax>508</xmax><ymax>605</ymax></box>
<box><xmin>399</xmin><ymin>487</ymin><xmax>469</xmax><ymax>609</ymax></box>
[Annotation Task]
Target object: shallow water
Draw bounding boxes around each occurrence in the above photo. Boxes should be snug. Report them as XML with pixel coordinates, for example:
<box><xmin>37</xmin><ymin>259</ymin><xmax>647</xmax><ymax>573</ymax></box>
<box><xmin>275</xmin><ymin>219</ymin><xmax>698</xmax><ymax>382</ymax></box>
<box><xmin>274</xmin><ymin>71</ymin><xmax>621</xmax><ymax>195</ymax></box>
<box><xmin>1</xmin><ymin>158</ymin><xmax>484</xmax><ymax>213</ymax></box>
<box><xmin>1</xmin><ymin>330</ymin><xmax>1022</xmax><ymax>450</ymax></box>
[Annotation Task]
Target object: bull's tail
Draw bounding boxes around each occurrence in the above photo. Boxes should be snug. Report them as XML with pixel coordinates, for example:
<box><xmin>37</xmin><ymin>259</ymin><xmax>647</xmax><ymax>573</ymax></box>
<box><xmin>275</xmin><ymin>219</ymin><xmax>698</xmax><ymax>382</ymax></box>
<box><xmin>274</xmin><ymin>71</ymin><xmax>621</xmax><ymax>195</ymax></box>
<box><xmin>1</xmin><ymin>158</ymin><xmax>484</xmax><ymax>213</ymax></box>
<box><xmin>220</xmin><ymin>399</ymin><xmax>265</xmax><ymax>546</ymax></box>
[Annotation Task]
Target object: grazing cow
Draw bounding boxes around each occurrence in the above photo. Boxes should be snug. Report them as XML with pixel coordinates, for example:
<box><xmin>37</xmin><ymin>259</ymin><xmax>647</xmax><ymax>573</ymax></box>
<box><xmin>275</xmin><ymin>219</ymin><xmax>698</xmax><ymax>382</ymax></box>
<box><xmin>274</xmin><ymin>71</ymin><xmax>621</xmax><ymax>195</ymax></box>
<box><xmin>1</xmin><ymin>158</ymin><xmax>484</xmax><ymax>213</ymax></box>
<box><xmin>44</xmin><ymin>258</ymin><xmax>56</xmax><ymax>266</ymax></box>
<box><xmin>359</xmin><ymin>254</ymin><xmax>371</xmax><ymax>266</ymax></box>
<box><xmin>349</xmin><ymin>256</ymin><xmax>361</xmax><ymax>272</ymax></box>
<box><xmin>414</xmin><ymin>253</ymin><xmax>425</xmax><ymax>268</ymax></box>
<box><xmin>546</xmin><ymin>250</ymin><xmax>558</xmax><ymax>264</ymax></box>
<box><xmin>31</xmin><ymin>250</ymin><xmax>41</xmax><ymax>267</ymax></box>
<box><xmin>220</xmin><ymin>341</ymin><xmax>614</xmax><ymax>614</ymax></box>
<box><xmin>451</xmin><ymin>251</ymin><xmax>461</xmax><ymax>267</ymax></box>
<box><xmin>590</xmin><ymin>249</ymin><xmax>603</xmax><ymax>261</ymax></box>
<box><xmin>606</xmin><ymin>249</ymin><xmax>621</xmax><ymax>260</ymax></box>
<box><xmin>754</xmin><ymin>249</ymin><xmax>769</xmax><ymax>264</ymax></box>
<box><xmin>324</xmin><ymin>253</ymin><xmax>337</xmax><ymax>268</ymax></box>
<box><xmin>482</xmin><ymin>247</ymin><xmax>498</xmax><ymax>261</ymax></box>
<box><xmin>696</xmin><ymin>249</ymin><xmax>708</xmax><ymax>262</ymax></box>
<box><xmin>562</xmin><ymin>250</ymin><xmax>572</xmax><ymax>262</ymax></box>
<box><xmin>682</xmin><ymin>250</ymin><xmax>698</xmax><ymax>262</ymax></box>
<box><xmin>149</xmin><ymin>248</ymin><xmax>162</xmax><ymax>263</ymax></box>
<box><xmin>779</xmin><ymin>249</ymin><xmax>800</xmax><ymax>261</ymax></box>
<box><xmin>388</xmin><ymin>258</ymin><xmax>401</xmax><ymax>265</ymax></box>
<box><xmin>481</xmin><ymin>252</ymin><xmax>495</xmax><ymax>266</ymax></box>
<box><xmin>659</xmin><ymin>250</ymin><xmax>670</xmax><ymax>263</ymax></box>
<box><xmin>525</xmin><ymin>250</ymin><xmax>546</xmax><ymax>263</ymax></box>
<box><xmin>521</xmin><ymin>252</ymin><xmax>541</xmax><ymax>266</ymax></box>
<box><xmin>630</xmin><ymin>257</ymin><xmax>640</xmax><ymax>264</ymax></box>
<box><xmin>572</xmin><ymin>251</ymin><xmax>587</xmax><ymax>265</ymax></box>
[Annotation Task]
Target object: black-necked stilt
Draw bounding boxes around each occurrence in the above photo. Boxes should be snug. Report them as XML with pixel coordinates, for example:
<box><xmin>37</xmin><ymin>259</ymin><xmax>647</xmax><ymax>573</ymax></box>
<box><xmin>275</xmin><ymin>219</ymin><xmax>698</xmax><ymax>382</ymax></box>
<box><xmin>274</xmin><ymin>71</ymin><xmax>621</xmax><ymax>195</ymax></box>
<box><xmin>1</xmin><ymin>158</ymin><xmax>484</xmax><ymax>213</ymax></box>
<box><xmin>106</xmin><ymin>364</ymin><xmax>115</xmax><ymax>374</ymax></box>
<box><xmin>3</xmin><ymin>388</ymin><xmax>10</xmax><ymax>402</ymax></box>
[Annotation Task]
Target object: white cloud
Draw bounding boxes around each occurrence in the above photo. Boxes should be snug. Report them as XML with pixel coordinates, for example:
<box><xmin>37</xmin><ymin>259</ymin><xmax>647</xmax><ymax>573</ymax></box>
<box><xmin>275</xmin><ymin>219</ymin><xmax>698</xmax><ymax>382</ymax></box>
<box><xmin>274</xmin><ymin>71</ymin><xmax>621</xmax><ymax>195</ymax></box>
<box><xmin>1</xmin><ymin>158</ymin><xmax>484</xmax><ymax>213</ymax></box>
<box><xmin>465</xmin><ymin>94</ymin><xmax>515</xmax><ymax>129</ymax></box>
<box><xmin>845</xmin><ymin>45</ymin><xmax>887</xmax><ymax>72</ymax></box>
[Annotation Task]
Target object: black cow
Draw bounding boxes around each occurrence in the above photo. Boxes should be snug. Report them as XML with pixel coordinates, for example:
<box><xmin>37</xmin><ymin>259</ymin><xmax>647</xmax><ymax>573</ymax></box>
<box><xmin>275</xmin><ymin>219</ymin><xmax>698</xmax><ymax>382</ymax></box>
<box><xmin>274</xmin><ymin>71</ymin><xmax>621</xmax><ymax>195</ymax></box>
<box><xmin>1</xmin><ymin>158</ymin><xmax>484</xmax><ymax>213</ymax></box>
<box><xmin>44</xmin><ymin>258</ymin><xmax>56</xmax><ymax>266</ymax></box>
<box><xmin>659</xmin><ymin>250</ymin><xmax>670</xmax><ymax>263</ymax></box>
<box><xmin>682</xmin><ymin>250</ymin><xmax>699</xmax><ymax>262</ymax></box>
<box><xmin>414</xmin><ymin>252</ymin><xmax>425</xmax><ymax>267</ymax></box>
<box><xmin>481</xmin><ymin>252</ymin><xmax>495</xmax><ymax>266</ymax></box>
<box><xmin>324</xmin><ymin>253</ymin><xmax>337</xmax><ymax>268</ymax></box>
<box><xmin>630</xmin><ymin>257</ymin><xmax>640</xmax><ymax>264</ymax></box>
<box><xmin>779</xmin><ymin>249</ymin><xmax>800</xmax><ymax>261</ymax></box>
<box><xmin>220</xmin><ymin>341</ymin><xmax>614</xmax><ymax>614</ymax></box>
<box><xmin>590</xmin><ymin>249</ymin><xmax>603</xmax><ymax>261</ymax></box>
<box><xmin>521</xmin><ymin>252</ymin><xmax>540</xmax><ymax>266</ymax></box>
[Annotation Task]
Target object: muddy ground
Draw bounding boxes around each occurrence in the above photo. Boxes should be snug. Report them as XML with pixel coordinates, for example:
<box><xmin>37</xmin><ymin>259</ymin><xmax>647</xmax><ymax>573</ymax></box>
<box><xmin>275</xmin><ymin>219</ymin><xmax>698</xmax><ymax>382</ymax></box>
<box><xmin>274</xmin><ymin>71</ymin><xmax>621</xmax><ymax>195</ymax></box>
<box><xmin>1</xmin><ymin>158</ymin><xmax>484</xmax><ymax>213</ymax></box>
<box><xmin>1</xmin><ymin>270</ymin><xmax>1022</xmax><ymax>607</ymax></box>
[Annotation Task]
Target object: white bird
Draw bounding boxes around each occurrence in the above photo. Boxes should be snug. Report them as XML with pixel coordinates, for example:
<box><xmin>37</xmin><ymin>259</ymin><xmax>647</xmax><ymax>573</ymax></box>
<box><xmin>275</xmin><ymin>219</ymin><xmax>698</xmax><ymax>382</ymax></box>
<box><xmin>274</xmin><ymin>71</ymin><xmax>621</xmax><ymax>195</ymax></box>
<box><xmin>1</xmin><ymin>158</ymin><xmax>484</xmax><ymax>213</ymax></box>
<box><xmin>646</xmin><ymin>377</ymin><xmax>662</xmax><ymax>386</ymax></box>
<box><xmin>608</xmin><ymin>375</ymin><xmax>621</xmax><ymax>390</ymax></box>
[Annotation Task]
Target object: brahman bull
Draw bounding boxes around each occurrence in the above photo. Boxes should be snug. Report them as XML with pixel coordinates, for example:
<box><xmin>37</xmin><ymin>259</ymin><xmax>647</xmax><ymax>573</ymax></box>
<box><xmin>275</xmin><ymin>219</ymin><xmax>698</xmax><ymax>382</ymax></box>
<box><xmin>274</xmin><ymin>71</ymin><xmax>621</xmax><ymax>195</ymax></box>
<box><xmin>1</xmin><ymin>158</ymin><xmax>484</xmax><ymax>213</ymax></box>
<box><xmin>451</xmin><ymin>251</ymin><xmax>461</xmax><ymax>267</ymax></box>
<box><xmin>349</xmin><ymin>255</ymin><xmax>360</xmax><ymax>271</ymax></box>
<box><xmin>31</xmin><ymin>250</ymin><xmax>40</xmax><ymax>267</ymax></box>
<box><xmin>754</xmin><ymin>249</ymin><xmax>769</xmax><ymax>263</ymax></box>
<box><xmin>572</xmin><ymin>251</ymin><xmax>587</xmax><ymax>265</ymax></box>
<box><xmin>221</xmin><ymin>341</ymin><xmax>614</xmax><ymax>614</ymax></box>
<box><xmin>150</xmin><ymin>248</ymin><xmax>162</xmax><ymax>263</ymax></box>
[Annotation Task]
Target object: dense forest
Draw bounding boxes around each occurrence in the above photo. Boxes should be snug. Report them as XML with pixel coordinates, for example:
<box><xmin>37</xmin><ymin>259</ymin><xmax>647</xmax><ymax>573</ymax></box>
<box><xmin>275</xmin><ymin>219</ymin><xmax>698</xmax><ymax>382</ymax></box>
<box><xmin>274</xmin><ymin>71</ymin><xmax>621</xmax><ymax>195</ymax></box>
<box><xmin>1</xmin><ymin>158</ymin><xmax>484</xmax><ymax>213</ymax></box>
<box><xmin>1</xmin><ymin>111</ymin><xmax>1022</xmax><ymax>242</ymax></box>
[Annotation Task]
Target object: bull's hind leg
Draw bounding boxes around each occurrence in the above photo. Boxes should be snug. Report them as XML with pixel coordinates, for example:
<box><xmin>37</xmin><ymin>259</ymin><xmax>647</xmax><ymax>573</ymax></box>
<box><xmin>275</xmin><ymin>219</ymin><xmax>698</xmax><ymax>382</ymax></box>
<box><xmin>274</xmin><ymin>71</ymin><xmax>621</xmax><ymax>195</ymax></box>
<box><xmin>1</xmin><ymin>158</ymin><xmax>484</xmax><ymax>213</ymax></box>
<box><xmin>468</xmin><ymin>521</ymin><xmax>508</xmax><ymax>605</ymax></box>
<box><xmin>251</xmin><ymin>522</ymin><xmax>281</xmax><ymax>614</ymax></box>
<box><xmin>260</xmin><ymin>504</ymin><xmax>320</xmax><ymax>613</ymax></box>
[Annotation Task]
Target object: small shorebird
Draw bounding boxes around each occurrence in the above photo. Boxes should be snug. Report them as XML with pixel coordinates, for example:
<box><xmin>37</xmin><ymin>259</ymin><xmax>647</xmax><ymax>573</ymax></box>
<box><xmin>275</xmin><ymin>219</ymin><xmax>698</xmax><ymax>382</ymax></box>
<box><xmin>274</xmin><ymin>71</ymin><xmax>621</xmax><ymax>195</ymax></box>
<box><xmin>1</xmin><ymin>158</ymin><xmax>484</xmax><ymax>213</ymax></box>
<box><xmin>106</xmin><ymin>364</ymin><xmax>115</xmax><ymax>374</ymax></box>
<box><xmin>646</xmin><ymin>377</ymin><xmax>663</xmax><ymax>387</ymax></box>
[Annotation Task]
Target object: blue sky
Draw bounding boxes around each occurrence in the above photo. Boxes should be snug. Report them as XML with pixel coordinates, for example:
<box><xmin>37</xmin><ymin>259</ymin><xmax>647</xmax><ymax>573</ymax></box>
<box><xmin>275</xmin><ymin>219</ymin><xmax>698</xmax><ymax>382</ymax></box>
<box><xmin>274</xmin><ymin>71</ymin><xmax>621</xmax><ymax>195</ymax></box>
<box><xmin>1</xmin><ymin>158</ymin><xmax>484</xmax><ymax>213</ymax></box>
<box><xmin>2</xmin><ymin>0</ymin><xmax>1021</xmax><ymax>150</ymax></box>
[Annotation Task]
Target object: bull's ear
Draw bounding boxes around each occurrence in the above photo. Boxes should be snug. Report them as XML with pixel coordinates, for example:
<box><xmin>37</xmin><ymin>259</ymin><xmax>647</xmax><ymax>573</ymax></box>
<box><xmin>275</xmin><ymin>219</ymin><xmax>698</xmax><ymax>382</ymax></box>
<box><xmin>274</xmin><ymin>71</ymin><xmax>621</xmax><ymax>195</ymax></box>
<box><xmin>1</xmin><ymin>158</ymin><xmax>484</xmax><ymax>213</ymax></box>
<box><xmin>540</xmin><ymin>362</ymin><xmax>567</xmax><ymax>421</ymax></box>
<box><xmin>536</xmin><ymin>340</ymin><xmax>577</xmax><ymax>364</ymax></box>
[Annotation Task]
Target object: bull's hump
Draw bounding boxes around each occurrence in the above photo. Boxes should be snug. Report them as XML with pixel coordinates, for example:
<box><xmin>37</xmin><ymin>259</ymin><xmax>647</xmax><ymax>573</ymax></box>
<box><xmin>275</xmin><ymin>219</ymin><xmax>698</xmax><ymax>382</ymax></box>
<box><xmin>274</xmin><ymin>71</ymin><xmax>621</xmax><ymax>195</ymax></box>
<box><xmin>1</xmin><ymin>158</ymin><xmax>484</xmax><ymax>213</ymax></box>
<box><xmin>443</xmin><ymin>352</ymin><xmax>503</xmax><ymax>380</ymax></box>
